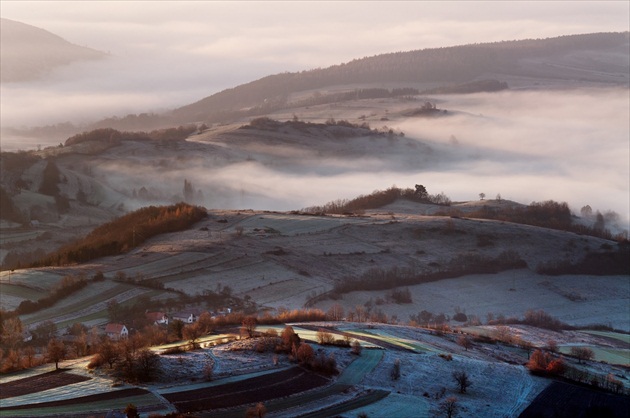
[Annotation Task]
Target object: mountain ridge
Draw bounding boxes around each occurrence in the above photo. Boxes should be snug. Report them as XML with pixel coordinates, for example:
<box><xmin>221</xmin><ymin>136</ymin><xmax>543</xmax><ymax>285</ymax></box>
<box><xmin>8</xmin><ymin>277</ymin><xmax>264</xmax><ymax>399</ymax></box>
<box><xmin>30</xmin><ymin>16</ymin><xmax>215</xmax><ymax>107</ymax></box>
<box><xmin>0</xmin><ymin>18</ymin><xmax>106</xmax><ymax>83</ymax></box>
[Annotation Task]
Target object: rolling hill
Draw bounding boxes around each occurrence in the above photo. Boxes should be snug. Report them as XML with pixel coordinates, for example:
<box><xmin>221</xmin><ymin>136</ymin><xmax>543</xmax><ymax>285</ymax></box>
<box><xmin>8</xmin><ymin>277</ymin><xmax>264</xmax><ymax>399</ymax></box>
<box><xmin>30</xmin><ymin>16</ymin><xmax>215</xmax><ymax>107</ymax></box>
<box><xmin>0</xmin><ymin>18</ymin><xmax>106</xmax><ymax>83</ymax></box>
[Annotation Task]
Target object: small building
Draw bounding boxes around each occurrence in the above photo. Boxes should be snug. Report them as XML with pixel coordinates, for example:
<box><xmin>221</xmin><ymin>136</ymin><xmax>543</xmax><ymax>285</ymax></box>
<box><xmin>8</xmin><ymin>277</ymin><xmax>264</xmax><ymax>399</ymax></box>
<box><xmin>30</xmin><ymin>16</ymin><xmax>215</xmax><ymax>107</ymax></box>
<box><xmin>105</xmin><ymin>323</ymin><xmax>128</xmax><ymax>340</ymax></box>
<box><xmin>171</xmin><ymin>309</ymin><xmax>202</xmax><ymax>324</ymax></box>
<box><xmin>146</xmin><ymin>311</ymin><xmax>168</xmax><ymax>325</ymax></box>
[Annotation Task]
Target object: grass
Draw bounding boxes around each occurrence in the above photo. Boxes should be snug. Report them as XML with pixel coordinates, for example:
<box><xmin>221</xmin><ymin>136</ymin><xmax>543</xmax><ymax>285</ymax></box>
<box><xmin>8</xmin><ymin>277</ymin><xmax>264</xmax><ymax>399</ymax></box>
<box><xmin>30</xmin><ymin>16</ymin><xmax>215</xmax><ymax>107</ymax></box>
<box><xmin>298</xmin><ymin>389</ymin><xmax>390</xmax><ymax>418</ymax></box>
<box><xmin>345</xmin><ymin>329</ymin><xmax>433</xmax><ymax>352</ymax></box>
<box><xmin>581</xmin><ymin>330</ymin><xmax>630</xmax><ymax>345</ymax></box>
<box><xmin>0</xmin><ymin>283</ymin><xmax>46</xmax><ymax>301</ymax></box>
<box><xmin>0</xmin><ymin>270</ymin><xmax>64</xmax><ymax>291</ymax></box>
<box><xmin>558</xmin><ymin>345</ymin><xmax>630</xmax><ymax>366</ymax></box>
<box><xmin>198</xmin><ymin>347</ymin><xmax>384</xmax><ymax>418</ymax></box>
<box><xmin>22</xmin><ymin>282</ymin><xmax>137</xmax><ymax>325</ymax></box>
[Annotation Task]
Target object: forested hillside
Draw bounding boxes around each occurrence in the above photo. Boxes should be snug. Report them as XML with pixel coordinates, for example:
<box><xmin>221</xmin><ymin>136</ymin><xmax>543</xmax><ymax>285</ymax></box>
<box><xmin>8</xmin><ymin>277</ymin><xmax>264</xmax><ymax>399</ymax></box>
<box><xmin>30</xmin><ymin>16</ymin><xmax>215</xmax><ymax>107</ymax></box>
<box><xmin>170</xmin><ymin>32</ymin><xmax>628</xmax><ymax>124</ymax></box>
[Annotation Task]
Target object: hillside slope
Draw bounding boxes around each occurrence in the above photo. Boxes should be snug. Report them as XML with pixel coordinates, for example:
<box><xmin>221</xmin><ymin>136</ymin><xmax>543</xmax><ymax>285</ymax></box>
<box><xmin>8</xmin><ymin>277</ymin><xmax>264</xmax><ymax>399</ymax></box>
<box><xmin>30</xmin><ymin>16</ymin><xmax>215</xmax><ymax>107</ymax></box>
<box><xmin>0</xmin><ymin>18</ymin><xmax>106</xmax><ymax>83</ymax></box>
<box><xmin>2</xmin><ymin>204</ymin><xmax>627</xmax><ymax>331</ymax></box>
<box><xmin>169</xmin><ymin>32</ymin><xmax>629</xmax><ymax>125</ymax></box>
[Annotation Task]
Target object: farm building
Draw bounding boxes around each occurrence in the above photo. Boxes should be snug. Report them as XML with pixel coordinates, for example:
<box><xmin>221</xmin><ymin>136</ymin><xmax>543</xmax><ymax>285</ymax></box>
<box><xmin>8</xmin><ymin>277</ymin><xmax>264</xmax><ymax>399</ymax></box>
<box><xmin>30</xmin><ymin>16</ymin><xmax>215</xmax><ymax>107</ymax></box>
<box><xmin>146</xmin><ymin>311</ymin><xmax>169</xmax><ymax>325</ymax></box>
<box><xmin>105</xmin><ymin>323</ymin><xmax>128</xmax><ymax>340</ymax></box>
<box><xmin>171</xmin><ymin>308</ymin><xmax>203</xmax><ymax>323</ymax></box>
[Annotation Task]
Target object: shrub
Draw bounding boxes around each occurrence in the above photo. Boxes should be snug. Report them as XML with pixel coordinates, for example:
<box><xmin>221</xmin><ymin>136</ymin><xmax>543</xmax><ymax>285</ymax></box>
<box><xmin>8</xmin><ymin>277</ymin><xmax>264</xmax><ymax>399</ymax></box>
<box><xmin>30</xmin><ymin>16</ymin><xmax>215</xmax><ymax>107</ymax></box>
<box><xmin>87</xmin><ymin>353</ymin><xmax>105</xmax><ymax>369</ymax></box>
<box><xmin>452</xmin><ymin>312</ymin><xmax>468</xmax><ymax>322</ymax></box>
<box><xmin>390</xmin><ymin>358</ymin><xmax>401</xmax><ymax>380</ymax></box>
<box><xmin>316</xmin><ymin>329</ymin><xmax>335</xmax><ymax>345</ymax></box>
<box><xmin>296</xmin><ymin>343</ymin><xmax>314</xmax><ymax>365</ymax></box>
<box><xmin>351</xmin><ymin>340</ymin><xmax>363</xmax><ymax>355</ymax></box>
<box><xmin>570</xmin><ymin>346</ymin><xmax>594</xmax><ymax>364</ymax></box>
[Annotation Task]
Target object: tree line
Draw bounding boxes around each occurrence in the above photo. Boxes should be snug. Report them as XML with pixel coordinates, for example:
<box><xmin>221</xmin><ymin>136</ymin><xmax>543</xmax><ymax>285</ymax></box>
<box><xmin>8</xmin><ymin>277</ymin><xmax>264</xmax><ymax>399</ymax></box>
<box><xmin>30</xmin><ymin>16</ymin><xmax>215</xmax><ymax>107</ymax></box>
<box><xmin>303</xmin><ymin>185</ymin><xmax>451</xmax><ymax>214</ymax></box>
<box><xmin>329</xmin><ymin>250</ymin><xmax>526</xmax><ymax>296</ymax></box>
<box><xmin>63</xmin><ymin>125</ymin><xmax>199</xmax><ymax>147</ymax></box>
<box><xmin>30</xmin><ymin>203</ymin><xmax>207</xmax><ymax>267</ymax></box>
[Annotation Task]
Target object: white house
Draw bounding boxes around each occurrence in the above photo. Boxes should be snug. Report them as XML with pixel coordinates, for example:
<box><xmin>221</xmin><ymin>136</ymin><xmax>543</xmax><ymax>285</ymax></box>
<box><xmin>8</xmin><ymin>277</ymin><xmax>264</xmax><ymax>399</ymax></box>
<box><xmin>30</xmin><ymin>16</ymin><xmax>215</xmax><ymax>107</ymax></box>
<box><xmin>146</xmin><ymin>311</ymin><xmax>168</xmax><ymax>325</ymax></box>
<box><xmin>171</xmin><ymin>309</ymin><xmax>202</xmax><ymax>324</ymax></box>
<box><xmin>105</xmin><ymin>323</ymin><xmax>128</xmax><ymax>340</ymax></box>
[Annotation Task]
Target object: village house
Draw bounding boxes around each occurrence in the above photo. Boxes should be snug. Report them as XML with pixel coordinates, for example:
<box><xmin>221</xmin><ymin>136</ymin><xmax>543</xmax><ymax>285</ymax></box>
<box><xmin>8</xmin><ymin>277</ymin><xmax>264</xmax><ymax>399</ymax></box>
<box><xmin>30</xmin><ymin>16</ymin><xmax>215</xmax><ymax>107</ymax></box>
<box><xmin>105</xmin><ymin>323</ymin><xmax>128</xmax><ymax>340</ymax></box>
<box><xmin>171</xmin><ymin>308</ymin><xmax>203</xmax><ymax>324</ymax></box>
<box><xmin>146</xmin><ymin>311</ymin><xmax>169</xmax><ymax>325</ymax></box>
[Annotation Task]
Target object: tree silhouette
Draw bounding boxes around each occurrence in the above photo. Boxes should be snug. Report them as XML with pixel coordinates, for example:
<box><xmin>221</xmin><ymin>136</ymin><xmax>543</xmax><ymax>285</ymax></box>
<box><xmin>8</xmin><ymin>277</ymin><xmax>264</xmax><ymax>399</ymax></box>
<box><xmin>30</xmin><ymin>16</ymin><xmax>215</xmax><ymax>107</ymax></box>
<box><xmin>47</xmin><ymin>339</ymin><xmax>66</xmax><ymax>370</ymax></box>
<box><xmin>453</xmin><ymin>370</ymin><xmax>471</xmax><ymax>393</ymax></box>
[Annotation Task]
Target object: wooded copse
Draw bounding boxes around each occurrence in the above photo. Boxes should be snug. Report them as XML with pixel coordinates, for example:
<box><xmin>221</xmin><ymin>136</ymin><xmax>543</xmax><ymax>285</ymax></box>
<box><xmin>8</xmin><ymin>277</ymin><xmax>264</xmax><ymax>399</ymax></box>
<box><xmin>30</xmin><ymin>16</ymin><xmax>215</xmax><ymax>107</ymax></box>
<box><xmin>303</xmin><ymin>186</ymin><xmax>451</xmax><ymax>214</ymax></box>
<box><xmin>31</xmin><ymin>203</ymin><xmax>207</xmax><ymax>267</ymax></box>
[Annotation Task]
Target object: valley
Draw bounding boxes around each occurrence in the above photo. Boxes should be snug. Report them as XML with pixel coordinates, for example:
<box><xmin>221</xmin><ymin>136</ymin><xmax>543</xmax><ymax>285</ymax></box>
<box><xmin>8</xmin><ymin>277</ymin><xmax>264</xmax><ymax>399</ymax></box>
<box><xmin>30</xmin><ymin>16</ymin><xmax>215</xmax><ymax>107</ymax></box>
<box><xmin>0</xmin><ymin>24</ymin><xmax>628</xmax><ymax>417</ymax></box>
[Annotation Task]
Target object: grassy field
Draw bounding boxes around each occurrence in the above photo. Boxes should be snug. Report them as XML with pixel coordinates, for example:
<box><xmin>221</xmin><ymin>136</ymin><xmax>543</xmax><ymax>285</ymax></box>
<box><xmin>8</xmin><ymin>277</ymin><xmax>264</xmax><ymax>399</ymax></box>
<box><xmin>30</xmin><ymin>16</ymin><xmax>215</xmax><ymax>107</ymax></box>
<box><xmin>0</xmin><ymin>270</ymin><xmax>64</xmax><ymax>291</ymax></box>
<box><xmin>581</xmin><ymin>330</ymin><xmax>630</xmax><ymax>345</ymax></box>
<box><xmin>345</xmin><ymin>329</ymin><xmax>434</xmax><ymax>352</ymax></box>
<box><xmin>559</xmin><ymin>345</ymin><xmax>630</xmax><ymax>366</ymax></box>
<box><xmin>0</xmin><ymin>283</ymin><xmax>47</xmax><ymax>310</ymax></box>
<box><xmin>0</xmin><ymin>393</ymin><xmax>162</xmax><ymax>417</ymax></box>
<box><xmin>21</xmin><ymin>282</ymin><xmax>139</xmax><ymax>325</ymax></box>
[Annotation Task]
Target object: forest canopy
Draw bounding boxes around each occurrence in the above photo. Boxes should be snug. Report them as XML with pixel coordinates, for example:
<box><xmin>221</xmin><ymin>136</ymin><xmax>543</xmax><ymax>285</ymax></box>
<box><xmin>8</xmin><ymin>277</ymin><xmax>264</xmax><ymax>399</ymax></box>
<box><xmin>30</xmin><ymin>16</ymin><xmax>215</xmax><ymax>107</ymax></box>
<box><xmin>32</xmin><ymin>203</ymin><xmax>207</xmax><ymax>267</ymax></box>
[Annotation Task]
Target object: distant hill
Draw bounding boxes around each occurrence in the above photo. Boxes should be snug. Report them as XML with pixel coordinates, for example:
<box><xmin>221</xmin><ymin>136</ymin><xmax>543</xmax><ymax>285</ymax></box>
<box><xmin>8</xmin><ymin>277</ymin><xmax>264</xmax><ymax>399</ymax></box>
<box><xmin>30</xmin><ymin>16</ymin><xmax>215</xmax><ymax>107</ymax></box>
<box><xmin>170</xmin><ymin>32</ymin><xmax>629</xmax><ymax>124</ymax></box>
<box><xmin>0</xmin><ymin>18</ymin><xmax>106</xmax><ymax>83</ymax></box>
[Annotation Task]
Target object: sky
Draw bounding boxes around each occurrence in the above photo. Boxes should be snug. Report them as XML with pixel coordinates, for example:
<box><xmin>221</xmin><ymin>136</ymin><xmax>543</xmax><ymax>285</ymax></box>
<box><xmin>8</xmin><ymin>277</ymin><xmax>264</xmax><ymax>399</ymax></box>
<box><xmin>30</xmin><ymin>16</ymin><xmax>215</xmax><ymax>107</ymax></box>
<box><xmin>1</xmin><ymin>1</ymin><xmax>629</xmax><ymax>127</ymax></box>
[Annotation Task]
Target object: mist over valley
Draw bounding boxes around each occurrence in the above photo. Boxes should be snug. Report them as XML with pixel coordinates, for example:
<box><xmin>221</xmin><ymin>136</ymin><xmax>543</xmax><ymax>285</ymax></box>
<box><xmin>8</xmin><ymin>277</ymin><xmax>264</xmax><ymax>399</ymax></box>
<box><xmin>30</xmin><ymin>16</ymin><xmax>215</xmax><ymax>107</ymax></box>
<box><xmin>0</xmin><ymin>7</ymin><xmax>629</xmax><ymax>418</ymax></box>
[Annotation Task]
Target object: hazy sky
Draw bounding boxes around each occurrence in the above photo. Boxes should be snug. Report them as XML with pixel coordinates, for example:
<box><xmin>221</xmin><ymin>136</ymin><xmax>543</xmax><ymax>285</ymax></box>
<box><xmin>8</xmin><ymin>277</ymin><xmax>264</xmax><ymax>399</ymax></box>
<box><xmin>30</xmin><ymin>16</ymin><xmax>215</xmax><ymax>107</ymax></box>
<box><xmin>1</xmin><ymin>1</ymin><xmax>629</xmax><ymax>127</ymax></box>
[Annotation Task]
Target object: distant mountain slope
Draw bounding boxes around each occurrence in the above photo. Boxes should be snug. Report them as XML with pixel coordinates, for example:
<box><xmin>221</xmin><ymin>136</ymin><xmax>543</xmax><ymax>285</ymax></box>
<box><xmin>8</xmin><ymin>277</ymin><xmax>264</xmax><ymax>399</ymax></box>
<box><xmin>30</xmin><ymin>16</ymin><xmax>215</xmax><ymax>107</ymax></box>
<box><xmin>172</xmin><ymin>32</ymin><xmax>629</xmax><ymax>124</ymax></box>
<box><xmin>0</xmin><ymin>18</ymin><xmax>106</xmax><ymax>83</ymax></box>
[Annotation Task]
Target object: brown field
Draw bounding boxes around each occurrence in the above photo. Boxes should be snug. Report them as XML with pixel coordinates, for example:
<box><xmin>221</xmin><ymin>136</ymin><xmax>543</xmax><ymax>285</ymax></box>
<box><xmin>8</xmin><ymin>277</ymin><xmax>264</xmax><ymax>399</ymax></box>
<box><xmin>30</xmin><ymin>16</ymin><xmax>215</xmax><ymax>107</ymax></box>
<box><xmin>0</xmin><ymin>369</ymin><xmax>90</xmax><ymax>399</ymax></box>
<box><xmin>0</xmin><ymin>387</ymin><xmax>151</xmax><ymax>411</ymax></box>
<box><xmin>163</xmin><ymin>366</ymin><xmax>329</xmax><ymax>413</ymax></box>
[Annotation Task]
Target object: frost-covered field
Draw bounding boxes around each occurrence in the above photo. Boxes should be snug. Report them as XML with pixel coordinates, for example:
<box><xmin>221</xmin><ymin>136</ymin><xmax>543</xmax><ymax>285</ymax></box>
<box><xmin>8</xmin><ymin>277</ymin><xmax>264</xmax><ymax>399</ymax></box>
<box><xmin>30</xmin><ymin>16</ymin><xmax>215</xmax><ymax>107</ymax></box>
<box><xmin>3</xmin><ymin>322</ymin><xmax>628</xmax><ymax>417</ymax></box>
<box><xmin>315</xmin><ymin>270</ymin><xmax>630</xmax><ymax>331</ymax></box>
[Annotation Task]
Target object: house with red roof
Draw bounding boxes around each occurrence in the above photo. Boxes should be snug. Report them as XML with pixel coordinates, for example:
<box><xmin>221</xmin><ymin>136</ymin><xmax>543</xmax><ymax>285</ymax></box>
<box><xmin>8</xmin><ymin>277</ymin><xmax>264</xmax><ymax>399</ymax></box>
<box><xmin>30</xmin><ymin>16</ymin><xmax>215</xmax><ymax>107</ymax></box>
<box><xmin>146</xmin><ymin>311</ymin><xmax>168</xmax><ymax>325</ymax></box>
<box><xmin>105</xmin><ymin>323</ymin><xmax>128</xmax><ymax>340</ymax></box>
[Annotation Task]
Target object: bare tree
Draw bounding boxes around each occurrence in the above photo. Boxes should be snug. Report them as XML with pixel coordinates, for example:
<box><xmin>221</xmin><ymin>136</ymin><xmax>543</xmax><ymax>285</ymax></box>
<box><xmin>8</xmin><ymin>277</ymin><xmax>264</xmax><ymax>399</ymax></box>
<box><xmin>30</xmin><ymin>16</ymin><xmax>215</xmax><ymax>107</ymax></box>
<box><xmin>183</xmin><ymin>323</ymin><xmax>204</xmax><ymax>349</ymax></box>
<box><xmin>452</xmin><ymin>371</ymin><xmax>471</xmax><ymax>393</ymax></box>
<box><xmin>326</xmin><ymin>303</ymin><xmax>344</xmax><ymax>321</ymax></box>
<box><xmin>1</xmin><ymin>317</ymin><xmax>24</xmax><ymax>350</ymax></box>
<box><xmin>570</xmin><ymin>347</ymin><xmax>594</xmax><ymax>364</ymax></box>
<box><xmin>457</xmin><ymin>335</ymin><xmax>473</xmax><ymax>351</ymax></box>
<box><xmin>479</xmin><ymin>192</ymin><xmax>485</xmax><ymax>200</ymax></box>
<box><xmin>135</xmin><ymin>348</ymin><xmax>161</xmax><ymax>381</ymax></box>
<box><xmin>543</xmin><ymin>340</ymin><xmax>557</xmax><ymax>353</ymax></box>
<box><xmin>296</xmin><ymin>343</ymin><xmax>314</xmax><ymax>365</ymax></box>
<box><xmin>316</xmin><ymin>329</ymin><xmax>335</xmax><ymax>345</ymax></box>
<box><xmin>439</xmin><ymin>396</ymin><xmax>458</xmax><ymax>418</ymax></box>
<box><xmin>98</xmin><ymin>338</ymin><xmax>120</xmax><ymax>369</ymax></box>
<box><xmin>241</xmin><ymin>316</ymin><xmax>257</xmax><ymax>339</ymax></box>
<box><xmin>47</xmin><ymin>339</ymin><xmax>66</xmax><ymax>370</ymax></box>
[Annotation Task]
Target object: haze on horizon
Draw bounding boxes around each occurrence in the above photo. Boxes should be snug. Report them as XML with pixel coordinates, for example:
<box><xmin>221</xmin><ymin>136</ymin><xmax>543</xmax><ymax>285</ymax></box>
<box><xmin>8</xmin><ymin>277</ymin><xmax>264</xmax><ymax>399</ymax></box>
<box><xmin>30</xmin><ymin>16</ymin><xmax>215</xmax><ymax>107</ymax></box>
<box><xmin>0</xmin><ymin>1</ymin><xmax>628</xmax><ymax>228</ymax></box>
<box><xmin>0</xmin><ymin>1</ymin><xmax>628</xmax><ymax>128</ymax></box>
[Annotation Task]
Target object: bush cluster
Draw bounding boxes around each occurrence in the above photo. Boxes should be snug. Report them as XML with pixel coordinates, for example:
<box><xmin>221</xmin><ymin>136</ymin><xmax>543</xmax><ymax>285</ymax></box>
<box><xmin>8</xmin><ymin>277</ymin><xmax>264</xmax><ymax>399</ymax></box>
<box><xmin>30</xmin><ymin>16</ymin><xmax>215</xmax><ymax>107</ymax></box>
<box><xmin>64</xmin><ymin>126</ymin><xmax>197</xmax><ymax>147</ymax></box>
<box><xmin>303</xmin><ymin>186</ymin><xmax>451</xmax><ymax>214</ymax></box>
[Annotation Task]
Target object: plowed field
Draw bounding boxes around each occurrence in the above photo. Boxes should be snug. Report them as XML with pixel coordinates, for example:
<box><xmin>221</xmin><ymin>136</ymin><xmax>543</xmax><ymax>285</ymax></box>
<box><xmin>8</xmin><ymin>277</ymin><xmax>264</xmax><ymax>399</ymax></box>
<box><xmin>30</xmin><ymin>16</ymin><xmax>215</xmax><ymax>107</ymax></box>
<box><xmin>164</xmin><ymin>366</ymin><xmax>328</xmax><ymax>413</ymax></box>
<box><xmin>0</xmin><ymin>370</ymin><xmax>90</xmax><ymax>399</ymax></box>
